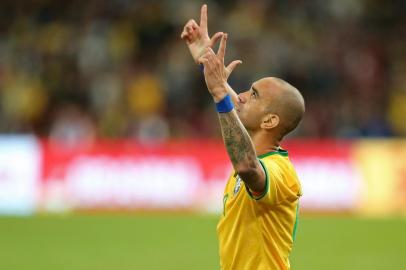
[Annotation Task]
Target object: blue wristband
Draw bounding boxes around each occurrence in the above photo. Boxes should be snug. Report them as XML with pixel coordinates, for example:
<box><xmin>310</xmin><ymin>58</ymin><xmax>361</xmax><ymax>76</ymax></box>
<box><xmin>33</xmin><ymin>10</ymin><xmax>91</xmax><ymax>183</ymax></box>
<box><xmin>199</xmin><ymin>64</ymin><xmax>204</xmax><ymax>73</ymax></box>
<box><xmin>216</xmin><ymin>95</ymin><xmax>234</xmax><ymax>113</ymax></box>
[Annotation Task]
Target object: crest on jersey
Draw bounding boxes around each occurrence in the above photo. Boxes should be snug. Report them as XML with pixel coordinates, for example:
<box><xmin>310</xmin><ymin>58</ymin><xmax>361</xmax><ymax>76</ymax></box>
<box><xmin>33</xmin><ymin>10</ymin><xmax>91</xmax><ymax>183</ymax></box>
<box><xmin>234</xmin><ymin>175</ymin><xmax>242</xmax><ymax>196</ymax></box>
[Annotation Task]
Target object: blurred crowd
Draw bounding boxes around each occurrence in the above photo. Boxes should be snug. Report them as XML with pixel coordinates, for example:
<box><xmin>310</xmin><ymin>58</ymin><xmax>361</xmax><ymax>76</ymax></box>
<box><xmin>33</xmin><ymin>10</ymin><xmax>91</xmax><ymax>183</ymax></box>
<box><xmin>0</xmin><ymin>0</ymin><xmax>404</xmax><ymax>143</ymax></box>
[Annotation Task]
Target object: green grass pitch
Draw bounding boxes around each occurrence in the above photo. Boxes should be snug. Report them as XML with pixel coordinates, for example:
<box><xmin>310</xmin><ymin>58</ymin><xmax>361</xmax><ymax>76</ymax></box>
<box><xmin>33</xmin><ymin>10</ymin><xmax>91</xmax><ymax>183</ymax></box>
<box><xmin>0</xmin><ymin>214</ymin><xmax>405</xmax><ymax>269</ymax></box>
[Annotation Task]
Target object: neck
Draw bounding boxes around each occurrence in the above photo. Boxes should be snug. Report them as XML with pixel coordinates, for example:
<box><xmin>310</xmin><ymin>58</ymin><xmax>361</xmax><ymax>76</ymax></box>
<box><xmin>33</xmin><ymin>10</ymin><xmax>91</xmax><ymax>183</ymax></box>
<box><xmin>248</xmin><ymin>130</ymin><xmax>280</xmax><ymax>156</ymax></box>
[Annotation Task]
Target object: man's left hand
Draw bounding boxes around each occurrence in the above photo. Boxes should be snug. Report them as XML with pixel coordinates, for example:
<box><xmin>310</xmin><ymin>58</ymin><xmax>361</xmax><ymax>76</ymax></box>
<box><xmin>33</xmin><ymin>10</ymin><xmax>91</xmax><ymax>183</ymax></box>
<box><xmin>199</xmin><ymin>34</ymin><xmax>242</xmax><ymax>102</ymax></box>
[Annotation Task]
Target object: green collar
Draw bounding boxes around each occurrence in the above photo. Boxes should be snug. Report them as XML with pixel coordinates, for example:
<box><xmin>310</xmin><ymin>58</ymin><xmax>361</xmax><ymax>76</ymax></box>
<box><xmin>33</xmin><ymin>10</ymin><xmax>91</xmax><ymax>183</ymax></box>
<box><xmin>257</xmin><ymin>148</ymin><xmax>288</xmax><ymax>158</ymax></box>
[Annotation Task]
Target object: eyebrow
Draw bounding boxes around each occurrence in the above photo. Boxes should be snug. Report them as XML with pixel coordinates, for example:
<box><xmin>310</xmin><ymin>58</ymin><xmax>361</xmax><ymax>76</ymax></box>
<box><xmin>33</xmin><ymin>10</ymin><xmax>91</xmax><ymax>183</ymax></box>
<box><xmin>252</xmin><ymin>86</ymin><xmax>260</xmax><ymax>97</ymax></box>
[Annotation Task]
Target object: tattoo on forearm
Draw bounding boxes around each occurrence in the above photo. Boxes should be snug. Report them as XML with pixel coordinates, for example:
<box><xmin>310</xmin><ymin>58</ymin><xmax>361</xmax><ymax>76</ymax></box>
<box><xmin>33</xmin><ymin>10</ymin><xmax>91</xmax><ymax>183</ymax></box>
<box><xmin>218</xmin><ymin>111</ymin><xmax>257</xmax><ymax>167</ymax></box>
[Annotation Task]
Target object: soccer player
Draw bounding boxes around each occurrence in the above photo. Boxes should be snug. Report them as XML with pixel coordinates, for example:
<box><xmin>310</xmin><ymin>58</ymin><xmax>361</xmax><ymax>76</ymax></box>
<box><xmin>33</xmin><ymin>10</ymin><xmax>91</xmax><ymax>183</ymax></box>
<box><xmin>181</xmin><ymin>5</ymin><xmax>305</xmax><ymax>270</ymax></box>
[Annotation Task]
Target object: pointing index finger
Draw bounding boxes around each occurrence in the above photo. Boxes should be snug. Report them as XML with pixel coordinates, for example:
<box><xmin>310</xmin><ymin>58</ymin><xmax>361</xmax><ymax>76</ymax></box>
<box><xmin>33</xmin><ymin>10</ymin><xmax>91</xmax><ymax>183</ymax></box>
<box><xmin>200</xmin><ymin>4</ymin><xmax>208</xmax><ymax>33</ymax></box>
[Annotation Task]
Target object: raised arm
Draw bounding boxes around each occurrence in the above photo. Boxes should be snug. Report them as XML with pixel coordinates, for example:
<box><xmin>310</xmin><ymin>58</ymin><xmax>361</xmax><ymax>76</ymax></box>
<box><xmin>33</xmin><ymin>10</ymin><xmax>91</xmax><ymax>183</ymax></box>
<box><xmin>199</xmin><ymin>35</ymin><xmax>266</xmax><ymax>194</ymax></box>
<box><xmin>180</xmin><ymin>4</ymin><xmax>242</xmax><ymax>105</ymax></box>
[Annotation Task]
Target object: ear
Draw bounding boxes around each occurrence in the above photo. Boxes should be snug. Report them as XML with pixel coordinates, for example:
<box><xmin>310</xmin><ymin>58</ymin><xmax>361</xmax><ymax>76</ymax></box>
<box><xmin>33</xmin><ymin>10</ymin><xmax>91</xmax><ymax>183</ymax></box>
<box><xmin>260</xmin><ymin>114</ymin><xmax>279</xmax><ymax>130</ymax></box>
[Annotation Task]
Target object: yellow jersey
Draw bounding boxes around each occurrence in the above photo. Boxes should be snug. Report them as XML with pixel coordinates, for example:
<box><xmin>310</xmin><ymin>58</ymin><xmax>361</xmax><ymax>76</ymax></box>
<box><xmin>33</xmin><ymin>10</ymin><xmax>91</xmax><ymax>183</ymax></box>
<box><xmin>217</xmin><ymin>149</ymin><xmax>302</xmax><ymax>270</ymax></box>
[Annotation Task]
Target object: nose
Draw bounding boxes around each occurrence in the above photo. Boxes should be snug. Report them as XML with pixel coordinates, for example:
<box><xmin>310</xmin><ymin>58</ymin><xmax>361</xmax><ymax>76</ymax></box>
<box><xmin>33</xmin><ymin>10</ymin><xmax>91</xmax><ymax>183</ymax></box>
<box><xmin>237</xmin><ymin>91</ymin><xmax>248</xmax><ymax>104</ymax></box>
<box><xmin>238</xmin><ymin>93</ymin><xmax>246</xmax><ymax>104</ymax></box>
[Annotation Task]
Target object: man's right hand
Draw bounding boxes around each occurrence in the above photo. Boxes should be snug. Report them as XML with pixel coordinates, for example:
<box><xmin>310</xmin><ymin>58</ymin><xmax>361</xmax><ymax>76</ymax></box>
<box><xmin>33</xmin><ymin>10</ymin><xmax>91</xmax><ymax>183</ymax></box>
<box><xmin>180</xmin><ymin>4</ymin><xmax>223</xmax><ymax>64</ymax></box>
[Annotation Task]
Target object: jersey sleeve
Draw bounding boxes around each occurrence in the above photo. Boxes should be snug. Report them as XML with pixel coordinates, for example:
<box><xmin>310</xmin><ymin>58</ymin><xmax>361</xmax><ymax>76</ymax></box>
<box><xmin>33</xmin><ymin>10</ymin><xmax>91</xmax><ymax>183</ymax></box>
<box><xmin>246</xmin><ymin>157</ymin><xmax>301</xmax><ymax>206</ymax></box>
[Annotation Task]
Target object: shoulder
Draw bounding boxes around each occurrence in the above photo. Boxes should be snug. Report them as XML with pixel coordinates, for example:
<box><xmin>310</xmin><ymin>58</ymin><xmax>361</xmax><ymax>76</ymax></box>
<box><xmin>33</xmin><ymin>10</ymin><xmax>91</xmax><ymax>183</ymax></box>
<box><xmin>259</xmin><ymin>150</ymin><xmax>302</xmax><ymax>196</ymax></box>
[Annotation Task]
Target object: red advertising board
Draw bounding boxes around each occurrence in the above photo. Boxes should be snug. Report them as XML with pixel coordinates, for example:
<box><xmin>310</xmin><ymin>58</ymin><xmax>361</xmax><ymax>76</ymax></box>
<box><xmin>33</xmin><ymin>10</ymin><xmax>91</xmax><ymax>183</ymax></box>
<box><xmin>39</xmin><ymin>139</ymin><xmax>364</xmax><ymax>213</ymax></box>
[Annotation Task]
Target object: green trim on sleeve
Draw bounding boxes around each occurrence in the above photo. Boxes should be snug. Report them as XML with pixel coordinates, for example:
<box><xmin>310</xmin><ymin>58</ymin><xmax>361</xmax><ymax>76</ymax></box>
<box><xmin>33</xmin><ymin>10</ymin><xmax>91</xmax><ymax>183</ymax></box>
<box><xmin>292</xmin><ymin>201</ymin><xmax>300</xmax><ymax>241</ymax></box>
<box><xmin>246</xmin><ymin>158</ymin><xmax>269</xmax><ymax>200</ymax></box>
